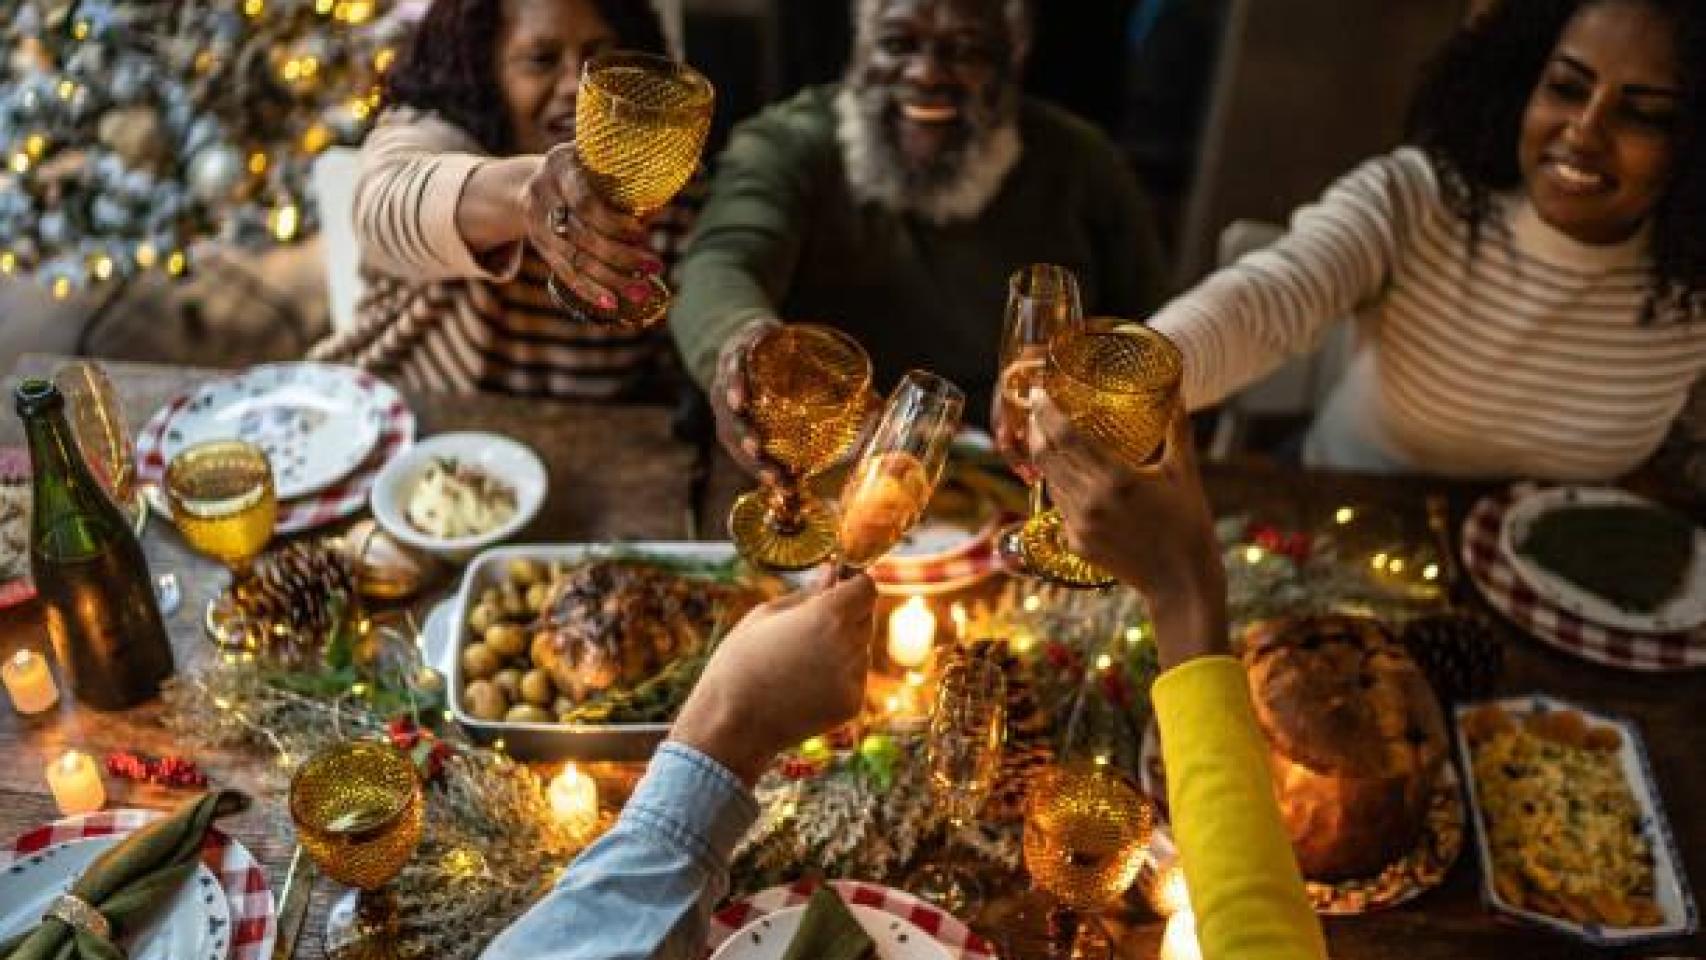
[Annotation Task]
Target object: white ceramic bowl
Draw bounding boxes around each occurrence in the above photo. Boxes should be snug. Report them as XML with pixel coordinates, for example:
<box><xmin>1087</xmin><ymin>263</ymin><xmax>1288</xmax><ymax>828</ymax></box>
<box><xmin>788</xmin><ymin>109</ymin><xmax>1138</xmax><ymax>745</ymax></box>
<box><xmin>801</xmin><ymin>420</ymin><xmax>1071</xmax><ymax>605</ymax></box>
<box><xmin>370</xmin><ymin>432</ymin><xmax>547</xmax><ymax>563</ymax></box>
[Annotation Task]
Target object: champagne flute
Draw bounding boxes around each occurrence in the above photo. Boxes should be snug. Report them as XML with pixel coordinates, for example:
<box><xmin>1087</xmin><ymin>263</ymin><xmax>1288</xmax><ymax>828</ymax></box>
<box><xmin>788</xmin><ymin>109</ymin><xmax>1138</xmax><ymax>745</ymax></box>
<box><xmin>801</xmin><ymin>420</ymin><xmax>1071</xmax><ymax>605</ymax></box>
<box><xmin>289</xmin><ymin>741</ymin><xmax>425</xmax><ymax>960</ymax></box>
<box><xmin>994</xmin><ymin>265</ymin><xmax>1084</xmax><ymax>580</ymax></box>
<box><xmin>837</xmin><ymin>370</ymin><xmax>965</xmax><ymax>571</ymax></box>
<box><xmin>1023</xmin><ymin>764</ymin><xmax>1155</xmax><ymax>959</ymax></box>
<box><xmin>546</xmin><ymin>50</ymin><xmax>714</xmax><ymax>330</ymax></box>
<box><xmin>1010</xmin><ymin>320</ymin><xmax>1182</xmax><ymax>589</ymax></box>
<box><xmin>910</xmin><ymin>655</ymin><xmax>1006</xmax><ymax>915</ymax></box>
<box><xmin>163</xmin><ymin>440</ymin><xmax>277</xmax><ymax>647</ymax></box>
<box><xmin>727</xmin><ymin>324</ymin><xmax>872</xmax><ymax>571</ymax></box>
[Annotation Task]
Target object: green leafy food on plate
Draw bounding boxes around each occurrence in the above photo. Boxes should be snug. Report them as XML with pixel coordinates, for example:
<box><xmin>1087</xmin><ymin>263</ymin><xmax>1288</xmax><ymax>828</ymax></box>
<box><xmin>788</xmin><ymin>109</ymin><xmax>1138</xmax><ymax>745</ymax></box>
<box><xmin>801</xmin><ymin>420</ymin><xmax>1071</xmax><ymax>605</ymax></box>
<box><xmin>1519</xmin><ymin>505</ymin><xmax>1695</xmax><ymax>614</ymax></box>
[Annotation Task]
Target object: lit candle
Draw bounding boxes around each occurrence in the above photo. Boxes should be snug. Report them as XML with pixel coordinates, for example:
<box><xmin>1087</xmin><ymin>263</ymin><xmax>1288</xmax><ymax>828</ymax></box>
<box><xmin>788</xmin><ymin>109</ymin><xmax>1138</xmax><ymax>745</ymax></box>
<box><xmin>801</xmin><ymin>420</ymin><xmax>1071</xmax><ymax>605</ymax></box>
<box><xmin>1160</xmin><ymin>909</ymin><xmax>1201</xmax><ymax>960</ymax></box>
<box><xmin>547</xmin><ymin>763</ymin><xmax>599</xmax><ymax>839</ymax></box>
<box><xmin>886</xmin><ymin>597</ymin><xmax>936</xmax><ymax>669</ymax></box>
<box><xmin>1147</xmin><ymin>865</ymin><xmax>1191</xmax><ymax>919</ymax></box>
<box><xmin>3</xmin><ymin>650</ymin><xmax>59</xmax><ymax>715</ymax></box>
<box><xmin>46</xmin><ymin>751</ymin><xmax>105</xmax><ymax>816</ymax></box>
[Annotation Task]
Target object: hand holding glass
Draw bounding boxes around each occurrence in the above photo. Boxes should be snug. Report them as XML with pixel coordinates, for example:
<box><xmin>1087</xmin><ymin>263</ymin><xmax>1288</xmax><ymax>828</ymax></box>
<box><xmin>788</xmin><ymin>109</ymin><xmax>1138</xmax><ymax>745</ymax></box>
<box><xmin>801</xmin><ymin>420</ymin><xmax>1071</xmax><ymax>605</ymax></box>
<box><xmin>547</xmin><ymin>51</ymin><xmax>714</xmax><ymax>330</ymax></box>
<box><xmin>727</xmin><ymin>324</ymin><xmax>872</xmax><ymax>571</ymax></box>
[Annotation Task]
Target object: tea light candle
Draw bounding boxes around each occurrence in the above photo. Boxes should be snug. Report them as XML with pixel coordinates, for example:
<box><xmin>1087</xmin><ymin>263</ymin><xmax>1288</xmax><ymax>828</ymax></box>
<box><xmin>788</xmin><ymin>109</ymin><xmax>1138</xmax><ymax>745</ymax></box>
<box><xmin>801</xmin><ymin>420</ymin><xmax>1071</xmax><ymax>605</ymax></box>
<box><xmin>1160</xmin><ymin>909</ymin><xmax>1201</xmax><ymax>960</ymax></box>
<box><xmin>548</xmin><ymin>763</ymin><xmax>599</xmax><ymax>839</ymax></box>
<box><xmin>3</xmin><ymin>650</ymin><xmax>59</xmax><ymax>715</ymax></box>
<box><xmin>887</xmin><ymin>597</ymin><xmax>935</xmax><ymax>669</ymax></box>
<box><xmin>46</xmin><ymin>751</ymin><xmax>105</xmax><ymax>816</ymax></box>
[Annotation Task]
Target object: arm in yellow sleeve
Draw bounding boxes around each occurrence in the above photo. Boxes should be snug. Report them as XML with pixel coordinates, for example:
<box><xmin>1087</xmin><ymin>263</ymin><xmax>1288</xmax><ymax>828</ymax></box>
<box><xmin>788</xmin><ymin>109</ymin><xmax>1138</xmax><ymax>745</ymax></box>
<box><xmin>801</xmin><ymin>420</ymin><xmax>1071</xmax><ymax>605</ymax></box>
<box><xmin>1151</xmin><ymin>656</ymin><xmax>1326</xmax><ymax>960</ymax></box>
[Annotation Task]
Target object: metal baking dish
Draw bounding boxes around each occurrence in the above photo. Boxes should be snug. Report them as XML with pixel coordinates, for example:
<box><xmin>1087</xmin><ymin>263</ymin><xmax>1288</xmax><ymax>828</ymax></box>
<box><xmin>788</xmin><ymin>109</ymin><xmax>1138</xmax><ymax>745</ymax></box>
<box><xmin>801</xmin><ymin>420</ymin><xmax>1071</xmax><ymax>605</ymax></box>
<box><xmin>433</xmin><ymin>542</ymin><xmax>748</xmax><ymax>761</ymax></box>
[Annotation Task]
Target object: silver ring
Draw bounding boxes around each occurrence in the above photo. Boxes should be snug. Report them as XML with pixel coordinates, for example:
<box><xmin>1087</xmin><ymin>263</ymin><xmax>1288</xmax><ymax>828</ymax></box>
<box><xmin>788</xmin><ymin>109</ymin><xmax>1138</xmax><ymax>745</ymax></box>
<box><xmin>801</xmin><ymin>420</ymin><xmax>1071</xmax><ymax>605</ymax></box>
<box><xmin>47</xmin><ymin>893</ymin><xmax>111</xmax><ymax>940</ymax></box>
<box><xmin>549</xmin><ymin>204</ymin><xmax>571</xmax><ymax>237</ymax></box>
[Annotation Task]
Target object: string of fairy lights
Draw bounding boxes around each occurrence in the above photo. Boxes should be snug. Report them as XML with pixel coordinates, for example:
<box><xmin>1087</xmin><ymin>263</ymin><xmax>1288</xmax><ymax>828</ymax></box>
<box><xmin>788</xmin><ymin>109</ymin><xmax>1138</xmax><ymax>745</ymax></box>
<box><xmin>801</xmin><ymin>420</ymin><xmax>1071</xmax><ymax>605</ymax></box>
<box><xmin>0</xmin><ymin>0</ymin><xmax>407</xmax><ymax>297</ymax></box>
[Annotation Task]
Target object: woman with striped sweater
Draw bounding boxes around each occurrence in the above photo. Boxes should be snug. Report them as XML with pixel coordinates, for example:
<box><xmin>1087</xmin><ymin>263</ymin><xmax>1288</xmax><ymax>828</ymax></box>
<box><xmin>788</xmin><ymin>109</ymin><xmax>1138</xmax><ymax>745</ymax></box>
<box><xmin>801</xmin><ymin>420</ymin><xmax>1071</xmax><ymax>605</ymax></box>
<box><xmin>310</xmin><ymin>0</ymin><xmax>691</xmax><ymax>401</ymax></box>
<box><xmin>1156</xmin><ymin>0</ymin><xmax>1706</xmax><ymax>480</ymax></box>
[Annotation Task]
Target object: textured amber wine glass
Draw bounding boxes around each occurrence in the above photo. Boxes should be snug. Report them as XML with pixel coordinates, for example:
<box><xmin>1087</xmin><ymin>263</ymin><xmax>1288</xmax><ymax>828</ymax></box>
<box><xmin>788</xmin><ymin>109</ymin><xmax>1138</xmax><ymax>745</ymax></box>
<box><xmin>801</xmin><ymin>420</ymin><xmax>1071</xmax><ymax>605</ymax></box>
<box><xmin>289</xmin><ymin>741</ymin><xmax>425</xmax><ymax>960</ymax></box>
<box><xmin>164</xmin><ymin>439</ymin><xmax>277</xmax><ymax>576</ymax></box>
<box><xmin>1023</xmin><ymin>764</ymin><xmax>1155</xmax><ymax>959</ymax></box>
<box><xmin>910</xmin><ymin>655</ymin><xmax>1006</xmax><ymax>915</ymax></box>
<box><xmin>547</xmin><ymin>50</ymin><xmax>714</xmax><ymax>330</ymax></box>
<box><xmin>992</xmin><ymin>265</ymin><xmax>1084</xmax><ymax>579</ymax></box>
<box><xmin>1013</xmin><ymin>320</ymin><xmax>1182</xmax><ymax>589</ymax></box>
<box><xmin>728</xmin><ymin>324</ymin><xmax>872</xmax><ymax>571</ymax></box>
<box><xmin>836</xmin><ymin>370</ymin><xmax>966</xmax><ymax>570</ymax></box>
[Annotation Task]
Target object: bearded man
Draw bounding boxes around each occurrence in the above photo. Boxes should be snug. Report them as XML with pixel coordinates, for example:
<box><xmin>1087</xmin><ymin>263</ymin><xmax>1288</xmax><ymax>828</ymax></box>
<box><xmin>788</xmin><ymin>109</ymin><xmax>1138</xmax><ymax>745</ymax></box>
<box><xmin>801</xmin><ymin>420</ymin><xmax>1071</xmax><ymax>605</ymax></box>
<box><xmin>669</xmin><ymin>0</ymin><xmax>1166</xmax><ymax>469</ymax></box>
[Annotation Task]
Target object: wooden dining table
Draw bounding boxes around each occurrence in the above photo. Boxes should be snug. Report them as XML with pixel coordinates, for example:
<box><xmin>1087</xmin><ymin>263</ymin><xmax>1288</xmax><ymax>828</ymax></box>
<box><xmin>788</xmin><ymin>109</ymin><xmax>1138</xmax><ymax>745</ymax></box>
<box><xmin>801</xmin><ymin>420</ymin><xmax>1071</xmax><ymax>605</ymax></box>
<box><xmin>1</xmin><ymin>354</ymin><xmax>1702</xmax><ymax>960</ymax></box>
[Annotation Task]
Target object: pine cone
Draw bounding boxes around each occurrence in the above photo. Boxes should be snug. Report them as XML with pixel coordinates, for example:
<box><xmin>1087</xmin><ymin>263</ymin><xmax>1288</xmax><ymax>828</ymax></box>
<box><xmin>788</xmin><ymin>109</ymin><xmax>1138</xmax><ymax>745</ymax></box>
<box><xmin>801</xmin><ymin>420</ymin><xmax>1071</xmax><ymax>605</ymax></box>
<box><xmin>228</xmin><ymin>540</ymin><xmax>357</xmax><ymax>662</ymax></box>
<box><xmin>1401</xmin><ymin>612</ymin><xmax>1504</xmax><ymax>706</ymax></box>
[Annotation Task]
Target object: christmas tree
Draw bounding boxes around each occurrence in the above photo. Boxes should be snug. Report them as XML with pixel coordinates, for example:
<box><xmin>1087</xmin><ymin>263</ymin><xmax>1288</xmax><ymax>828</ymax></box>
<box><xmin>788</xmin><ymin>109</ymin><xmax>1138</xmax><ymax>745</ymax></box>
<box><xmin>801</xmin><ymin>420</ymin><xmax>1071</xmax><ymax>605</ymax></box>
<box><xmin>0</xmin><ymin>0</ymin><xmax>407</xmax><ymax>298</ymax></box>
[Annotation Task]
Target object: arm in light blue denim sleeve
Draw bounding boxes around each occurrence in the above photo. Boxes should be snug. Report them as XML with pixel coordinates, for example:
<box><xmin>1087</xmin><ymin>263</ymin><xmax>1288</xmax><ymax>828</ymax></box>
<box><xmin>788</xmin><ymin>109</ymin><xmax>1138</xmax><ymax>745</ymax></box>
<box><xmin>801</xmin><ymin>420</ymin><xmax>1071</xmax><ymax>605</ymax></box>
<box><xmin>480</xmin><ymin>742</ymin><xmax>760</xmax><ymax>960</ymax></box>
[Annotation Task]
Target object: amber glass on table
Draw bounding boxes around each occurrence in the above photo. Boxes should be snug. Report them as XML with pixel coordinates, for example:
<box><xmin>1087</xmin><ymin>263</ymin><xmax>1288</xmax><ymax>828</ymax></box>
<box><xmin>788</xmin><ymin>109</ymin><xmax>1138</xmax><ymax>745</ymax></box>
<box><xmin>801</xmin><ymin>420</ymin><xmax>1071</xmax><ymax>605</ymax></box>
<box><xmin>992</xmin><ymin>264</ymin><xmax>1085</xmax><ymax>578</ymax></box>
<box><xmin>1022</xmin><ymin>763</ymin><xmax>1155</xmax><ymax>959</ymax></box>
<box><xmin>1009</xmin><ymin>320</ymin><xmax>1182</xmax><ymax>589</ymax></box>
<box><xmin>909</xmin><ymin>655</ymin><xmax>1006</xmax><ymax>915</ymax></box>
<box><xmin>727</xmin><ymin>324</ymin><xmax>872</xmax><ymax>571</ymax></box>
<box><xmin>289</xmin><ymin>741</ymin><xmax>425</xmax><ymax>960</ymax></box>
<box><xmin>163</xmin><ymin>439</ymin><xmax>277</xmax><ymax>574</ymax></box>
<box><xmin>836</xmin><ymin>370</ymin><xmax>965</xmax><ymax>570</ymax></box>
<box><xmin>546</xmin><ymin>50</ymin><xmax>714</xmax><ymax>330</ymax></box>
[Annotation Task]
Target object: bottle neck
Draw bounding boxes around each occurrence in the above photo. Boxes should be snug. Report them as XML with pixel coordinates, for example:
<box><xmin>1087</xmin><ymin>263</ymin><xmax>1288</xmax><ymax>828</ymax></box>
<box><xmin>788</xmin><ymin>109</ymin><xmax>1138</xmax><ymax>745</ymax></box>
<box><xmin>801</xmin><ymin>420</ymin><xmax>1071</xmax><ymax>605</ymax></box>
<box><xmin>23</xmin><ymin>404</ymin><xmax>119</xmax><ymax>551</ymax></box>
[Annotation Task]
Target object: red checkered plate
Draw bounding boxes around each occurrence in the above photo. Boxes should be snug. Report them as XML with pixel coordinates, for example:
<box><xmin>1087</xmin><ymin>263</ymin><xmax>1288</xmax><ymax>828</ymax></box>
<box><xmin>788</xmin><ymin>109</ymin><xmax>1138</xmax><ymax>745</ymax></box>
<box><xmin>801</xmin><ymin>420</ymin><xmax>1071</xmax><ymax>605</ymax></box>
<box><xmin>706</xmin><ymin>880</ymin><xmax>998</xmax><ymax>960</ymax></box>
<box><xmin>1463</xmin><ymin>488</ymin><xmax>1706</xmax><ymax>672</ymax></box>
<box><xmin>135</xmin><ymin>365</ymin><xmax>415</xmax><ymax>535</ymax></box>
<box><xmin>2</xmin><ymin>808</ymin><xmax>276</xmax><ymax>960</ymax></box>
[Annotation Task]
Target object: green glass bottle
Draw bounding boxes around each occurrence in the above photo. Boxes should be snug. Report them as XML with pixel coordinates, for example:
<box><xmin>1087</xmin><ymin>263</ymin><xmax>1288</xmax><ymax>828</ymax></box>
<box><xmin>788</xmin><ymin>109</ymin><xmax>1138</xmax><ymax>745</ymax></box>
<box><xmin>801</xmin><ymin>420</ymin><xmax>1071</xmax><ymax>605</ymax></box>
<box><xmin>16</xmin><ymin>378</ymin><xmax>174</xmax><ymax>710</ymax></box>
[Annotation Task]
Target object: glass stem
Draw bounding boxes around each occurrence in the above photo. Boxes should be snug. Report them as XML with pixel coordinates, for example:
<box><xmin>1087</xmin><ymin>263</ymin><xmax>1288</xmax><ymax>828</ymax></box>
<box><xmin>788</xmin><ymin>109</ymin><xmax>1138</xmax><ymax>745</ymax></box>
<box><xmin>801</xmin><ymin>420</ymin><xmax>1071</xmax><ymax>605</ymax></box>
<box><xmin>1028</xmin><ymin>479</ymin><xmax>1047</xmax><ymax>520</ymax></box>
<box><xmin>767</xmin><ymin>485</ymin><xmax>806</xmax><ymax>535</ymax></box>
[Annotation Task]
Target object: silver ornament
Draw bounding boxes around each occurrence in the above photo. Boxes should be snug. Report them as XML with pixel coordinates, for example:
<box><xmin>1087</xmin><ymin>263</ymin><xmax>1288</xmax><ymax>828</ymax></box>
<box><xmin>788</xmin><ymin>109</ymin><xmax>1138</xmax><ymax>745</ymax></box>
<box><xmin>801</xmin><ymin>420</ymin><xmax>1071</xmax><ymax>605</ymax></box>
<box><xmin>187</xmin><ymin>143</ymin><xmax>246</xmax><ymax>205</ymax></box>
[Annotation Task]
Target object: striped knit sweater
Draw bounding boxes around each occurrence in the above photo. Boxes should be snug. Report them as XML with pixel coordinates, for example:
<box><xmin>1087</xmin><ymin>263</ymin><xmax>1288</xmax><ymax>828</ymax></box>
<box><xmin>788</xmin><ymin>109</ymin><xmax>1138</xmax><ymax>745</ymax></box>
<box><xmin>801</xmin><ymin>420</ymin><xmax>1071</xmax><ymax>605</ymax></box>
<box><xmin>1153</xmin><ymin>148</ymin><xmax>1706</xmax><ymax>480</ymax></box>
<box><xmin>309</xmin><ymin>107</ymin><xmax>692</xmax><ymax>401</ymax></box>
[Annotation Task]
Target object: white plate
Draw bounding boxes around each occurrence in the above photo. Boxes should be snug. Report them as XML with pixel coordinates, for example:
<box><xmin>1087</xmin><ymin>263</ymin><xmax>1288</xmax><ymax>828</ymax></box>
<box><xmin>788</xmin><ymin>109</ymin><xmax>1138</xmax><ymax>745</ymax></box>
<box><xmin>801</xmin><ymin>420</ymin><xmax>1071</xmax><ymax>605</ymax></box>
<box><xmin>1454</xmin><ymin>695</ymin><xmax>1699</xmax><ymax>945</ymax></box>
<box><xmin>709</xmin><ymin>903</ymin><xmax>953</xmax><ymax>960</ymax></box>
<box><xmin>1500</xmin><ymin>486</ymin><xmax>1706</xmax><ymax>635</ymax></box>
<box><xmin>162</xmin><ymin>363</ymin><xmax>385</xmax><ymax>500</ymax></box>
<box><xmin>0</xmin><ymin>835</ymin><xmax>231</xmax><ymax>960</ymax></box>
<box><xmin>370</xmin><ymin>432</ymin><xmax>548</xmax><ymax>563</ymax></box>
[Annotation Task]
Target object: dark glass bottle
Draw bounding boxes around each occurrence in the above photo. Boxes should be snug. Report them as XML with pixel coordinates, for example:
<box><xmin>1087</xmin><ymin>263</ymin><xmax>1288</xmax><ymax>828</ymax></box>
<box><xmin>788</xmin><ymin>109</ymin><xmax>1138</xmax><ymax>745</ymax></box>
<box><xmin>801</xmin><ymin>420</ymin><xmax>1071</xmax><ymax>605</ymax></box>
<box><xmin>16</xmin><ymin>378</ymin><xmax>174</xmax><ymax>710</ymax></box>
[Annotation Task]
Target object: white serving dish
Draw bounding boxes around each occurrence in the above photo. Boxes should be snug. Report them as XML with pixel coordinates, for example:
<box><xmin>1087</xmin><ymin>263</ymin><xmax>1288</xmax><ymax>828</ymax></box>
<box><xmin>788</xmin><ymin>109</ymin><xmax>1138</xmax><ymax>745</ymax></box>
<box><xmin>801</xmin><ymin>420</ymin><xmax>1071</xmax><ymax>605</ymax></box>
<box><xmin>370</xmin><ymin>432</ymin><xmax>547</xmax><ymax>563</ymax></box>
<box><xmin>1500</xmin><ymin>486</ymin><xmax>1706</xmax><ymax>635</ymax></box>
<box><xmin>436</xmin><ymin>542</ymin><xmax>756</xmax><ymax>761</ymax></box>
<box><xmin>709</xmin><ymin>903</ymin><xmax>952</xmax><ymax>960</ymax></box>
<box><xmin>1453</xmin><ymin>694</ymin><xmax>1698</xmax><ymax>945</ymax></box>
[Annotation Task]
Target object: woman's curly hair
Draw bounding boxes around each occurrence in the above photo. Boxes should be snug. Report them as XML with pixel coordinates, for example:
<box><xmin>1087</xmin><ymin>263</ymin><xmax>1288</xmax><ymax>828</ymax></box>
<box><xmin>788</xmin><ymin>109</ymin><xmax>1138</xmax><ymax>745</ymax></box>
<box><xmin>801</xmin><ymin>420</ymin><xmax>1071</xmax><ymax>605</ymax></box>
<box><xmin>1406</xmin><ymin>0</ymin><xmax>1705</xmax><ymax>317</ymax></box>
<box><xmin>384</xmin><ymin>0</ymin><xmax>668</xmax><ymax>155</ymax></box>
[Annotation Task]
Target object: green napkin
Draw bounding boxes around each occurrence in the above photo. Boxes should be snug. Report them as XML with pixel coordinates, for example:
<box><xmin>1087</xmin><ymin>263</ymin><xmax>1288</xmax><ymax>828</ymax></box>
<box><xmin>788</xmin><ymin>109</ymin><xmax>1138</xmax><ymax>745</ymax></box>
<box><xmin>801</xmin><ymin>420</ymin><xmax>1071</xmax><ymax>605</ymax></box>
<box><xmin>782</xmin><ymin>887</ymin><xmax>876</xmax><ymax>960</ymax></box>
<box><xmin>2</xmin><ymin>790</ymin><xmax>249</xmax><ymax>960</ymax></box>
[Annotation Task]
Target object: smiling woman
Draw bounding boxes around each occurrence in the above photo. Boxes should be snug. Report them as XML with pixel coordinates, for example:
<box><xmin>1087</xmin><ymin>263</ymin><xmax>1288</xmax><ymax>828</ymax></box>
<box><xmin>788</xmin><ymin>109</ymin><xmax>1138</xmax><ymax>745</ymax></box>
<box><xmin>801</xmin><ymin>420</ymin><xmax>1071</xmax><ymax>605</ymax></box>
<box><xmin>1146</xmin><ymin>0</ymin><xmax>1706</xmax><ymax>482</ymax></box>
<box><xmin>307</xmin><ymin>0</ymin><xmax>698</xmax><ymax>402</ymax></box>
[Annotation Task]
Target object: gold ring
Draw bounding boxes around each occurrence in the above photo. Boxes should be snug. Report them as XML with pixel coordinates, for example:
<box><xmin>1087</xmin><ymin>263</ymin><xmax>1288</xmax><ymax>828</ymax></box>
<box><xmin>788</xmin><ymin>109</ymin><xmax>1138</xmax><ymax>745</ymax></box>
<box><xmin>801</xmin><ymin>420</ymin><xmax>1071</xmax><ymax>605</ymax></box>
<box><xmin>47</xmin><ymin>894</ymin><xmax>111</xmax><ymax>941</ymax></box>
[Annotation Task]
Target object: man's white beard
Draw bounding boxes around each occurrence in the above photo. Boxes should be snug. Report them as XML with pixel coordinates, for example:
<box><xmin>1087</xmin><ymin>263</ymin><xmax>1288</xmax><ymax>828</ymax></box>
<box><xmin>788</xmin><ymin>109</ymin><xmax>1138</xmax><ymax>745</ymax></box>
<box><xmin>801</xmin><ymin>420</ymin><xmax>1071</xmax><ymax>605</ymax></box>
<box><xmin>834</xmin><ymin>85</ymin><xmax>1021</xmax><ymax>225</ymax></box>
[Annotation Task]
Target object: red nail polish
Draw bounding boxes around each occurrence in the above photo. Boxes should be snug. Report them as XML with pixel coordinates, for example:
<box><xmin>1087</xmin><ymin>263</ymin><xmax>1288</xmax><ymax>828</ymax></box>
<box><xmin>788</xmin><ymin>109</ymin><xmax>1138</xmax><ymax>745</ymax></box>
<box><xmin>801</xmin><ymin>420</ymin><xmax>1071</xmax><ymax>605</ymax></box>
<box><xmin>646</xmin><ymin>258</ymin><xmax>665</xmax><ymax>275</ymax></box>
<box><xmin>598</xmin><ymin>292</ymin><xmax>617</xmax><ymax>311</ymax></box>
<box><xmin>627</xmin><ymin>283</ymin><xmax>652</xmax><ymax>302</ymax></box>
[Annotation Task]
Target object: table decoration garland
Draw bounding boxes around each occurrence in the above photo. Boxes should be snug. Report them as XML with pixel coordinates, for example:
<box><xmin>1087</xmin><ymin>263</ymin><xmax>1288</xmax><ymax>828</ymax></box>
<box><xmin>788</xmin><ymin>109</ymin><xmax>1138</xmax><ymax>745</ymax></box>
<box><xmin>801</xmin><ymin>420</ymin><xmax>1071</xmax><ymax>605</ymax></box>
<box><xmin>158</xmin><ymin>597</ymin><xmax>586</xmax><ymax>960</ymax></box>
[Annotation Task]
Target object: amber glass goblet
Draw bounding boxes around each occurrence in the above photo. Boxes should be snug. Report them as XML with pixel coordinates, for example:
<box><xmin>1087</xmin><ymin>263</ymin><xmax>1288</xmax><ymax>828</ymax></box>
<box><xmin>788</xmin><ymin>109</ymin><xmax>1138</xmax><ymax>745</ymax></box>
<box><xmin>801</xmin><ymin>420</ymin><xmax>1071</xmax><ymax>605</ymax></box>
<box><xmin>290</xmin><ymin>741</ymin><xmax>425</xmax><ymax>960</ymax></box>
<box><xmin>1010</xmin><ymin>320</ymin><xmax>1182</xmax><ymax>589</ymax></box>
<box><xmin>546</xmin><ymin>50</ymin><xmax>714</xmax><ymax>330</ymax></box>
<box><xmin>164</xmin><ymin>439</ymin><xmax>278</xmax><ymax>650</ymax></box>
<box><xmin>728</xmin><ymin>324</ymin><xmax>872</xmax><ymax>571</ymax></box>
<box><xmin>992</xmin><ymin>265</ymin><xmax>1084</xmax><ymax>578</ymax></box>
<box><xmin>836</xmin><ymin>370</ymin><xmax>965</xmax><ymax>571</ymax></box>
<box><xmin>1023</xmin><ymin>764</ymin><xmax>1155</xmax><ymax>959</ymax></box>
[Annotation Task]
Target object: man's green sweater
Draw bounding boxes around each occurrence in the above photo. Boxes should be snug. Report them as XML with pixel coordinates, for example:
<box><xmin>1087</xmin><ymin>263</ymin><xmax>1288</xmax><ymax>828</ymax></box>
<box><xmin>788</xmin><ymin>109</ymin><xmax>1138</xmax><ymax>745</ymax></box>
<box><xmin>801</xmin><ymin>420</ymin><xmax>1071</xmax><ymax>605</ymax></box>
<box><xmin>669</xmin><ymin>85</ymin><xmax>1168</xmax><ymax>420</ymax></box>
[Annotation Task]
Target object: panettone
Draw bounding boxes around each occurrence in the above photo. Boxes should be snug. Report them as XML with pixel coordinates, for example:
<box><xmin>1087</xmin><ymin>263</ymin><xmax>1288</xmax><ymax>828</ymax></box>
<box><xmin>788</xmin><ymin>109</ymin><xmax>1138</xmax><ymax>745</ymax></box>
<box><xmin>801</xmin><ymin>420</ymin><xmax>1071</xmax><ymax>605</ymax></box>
<box><xmin>1242</xmin><ymin>615</ymin><xmax>1448</xmax><ymax>881</ymax></box>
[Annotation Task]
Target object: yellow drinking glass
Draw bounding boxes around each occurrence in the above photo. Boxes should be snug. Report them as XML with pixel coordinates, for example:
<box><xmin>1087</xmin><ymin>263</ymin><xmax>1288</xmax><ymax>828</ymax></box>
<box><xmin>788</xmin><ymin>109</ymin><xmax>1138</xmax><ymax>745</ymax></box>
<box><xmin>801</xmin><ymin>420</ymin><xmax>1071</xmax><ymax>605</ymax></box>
<box><xmin>289</xmin><ymin>741</ymin><xmax>425</xmax><ymax>960</ymax></box>
<box><xmin>547</xmin><ymin>50</ymin><xmax>714</xmax><ymax>330</ymax></box>
<box><xmin>1010</xmin><ymin>321</ymin><xmax>1182</xmax><ymax>589</ymax></box>
<box><xmin>727</xmin><ymin>324</ymin><xmax>872</xmax><ymax>571</ymax></box>
<box><xmin>163</xmin><ymin>439</ymin><xmax>277</xmax><ymax>577</ymax></box>
<box><xmin>1023</xmin><ymin>764</ymin><xmax>1155</xmax><ymax>959</ymax></box>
